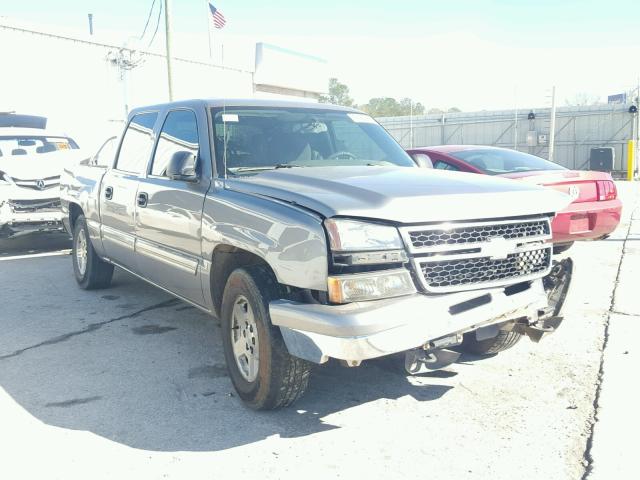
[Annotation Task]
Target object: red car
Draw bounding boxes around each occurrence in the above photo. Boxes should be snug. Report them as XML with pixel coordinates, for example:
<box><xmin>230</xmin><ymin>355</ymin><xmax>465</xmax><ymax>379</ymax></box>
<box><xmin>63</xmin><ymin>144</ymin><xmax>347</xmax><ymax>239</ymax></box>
<box><xmin>407</xmin><ymin>145</ymin><xmax>622</xmax><ymax>252</ymax></box>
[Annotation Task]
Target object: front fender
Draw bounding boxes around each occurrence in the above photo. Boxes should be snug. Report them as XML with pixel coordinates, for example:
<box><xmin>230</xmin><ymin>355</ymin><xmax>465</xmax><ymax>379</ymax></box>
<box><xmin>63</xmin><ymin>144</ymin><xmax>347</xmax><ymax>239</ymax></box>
<box><xmin>201</xmin><ymin>186</ymin><xmax>328</xmax><ymax>293</ymax></box>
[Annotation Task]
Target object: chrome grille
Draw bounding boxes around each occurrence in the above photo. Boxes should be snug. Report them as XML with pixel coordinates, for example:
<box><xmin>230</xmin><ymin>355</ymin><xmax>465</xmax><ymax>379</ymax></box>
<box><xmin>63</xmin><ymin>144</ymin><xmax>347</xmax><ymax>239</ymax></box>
<box><xmin>400</xmin><ymin>217</ymin><xmax>553</xmax><ymax>293</ymax></box>
<box><xmin>12</xmin><ymin>176</ymin><xmax>60</xmax><ymax>190</ymax></box>
<box><xmin>408</xmin><ymin>219</ymin><xmax>550</xmax><ymax>250</ymax></box>
<box><xmin>418</xmin><ymin>247</ymin><xmax>551</xmax><ymax>291</ymax></box>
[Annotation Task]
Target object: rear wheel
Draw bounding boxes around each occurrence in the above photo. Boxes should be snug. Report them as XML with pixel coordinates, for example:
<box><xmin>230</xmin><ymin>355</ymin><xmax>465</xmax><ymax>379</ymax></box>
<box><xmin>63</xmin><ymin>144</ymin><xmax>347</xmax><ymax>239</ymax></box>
<box><xmin>459</xmin><ymin>329</ymin><xmax>523</xmax><ymax>355</ymax></box>
<box><xmin>72</xmin><ymin>215</ymin><xmax>114</xmax><ymax>289</ymax></box>
<box><xmin>220</xmin><ymin>265</ymin><xmax>311</xmax><ymax>410</ymax></box>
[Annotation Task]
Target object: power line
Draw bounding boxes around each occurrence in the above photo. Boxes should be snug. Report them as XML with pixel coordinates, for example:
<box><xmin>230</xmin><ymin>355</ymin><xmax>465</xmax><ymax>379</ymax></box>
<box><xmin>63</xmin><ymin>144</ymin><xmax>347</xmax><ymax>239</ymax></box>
<box><xmin>139</xmin><ymin>0</ymin><xmax>158</xmax><ymax>40</ymax></box>
<box><xmin>148</xmin><ymin>0</ymin><xmax>163</xmax><ymax>47</ymax></box>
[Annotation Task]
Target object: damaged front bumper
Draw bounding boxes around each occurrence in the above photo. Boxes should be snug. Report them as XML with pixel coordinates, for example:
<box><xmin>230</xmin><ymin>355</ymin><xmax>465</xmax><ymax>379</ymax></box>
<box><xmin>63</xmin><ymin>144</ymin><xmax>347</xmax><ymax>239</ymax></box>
<box><xmin>0</xmin><ymin>196</ymin><xmax>64</xmax><ymax>238</ymax></box>
<box><xmin>271</xmin><ymin>259</ymin><xmax>573</xmax><ymax>365</ymax></box>
<box><xmin>271</xmin><ymin>278</ymin><xmax>551</xmax><ymax>365</ymax></box>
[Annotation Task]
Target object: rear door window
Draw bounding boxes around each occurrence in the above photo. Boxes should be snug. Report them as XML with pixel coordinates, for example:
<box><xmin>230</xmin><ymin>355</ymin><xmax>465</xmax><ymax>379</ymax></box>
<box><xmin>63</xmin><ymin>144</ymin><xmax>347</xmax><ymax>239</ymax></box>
<box><xmin>116</xmin><ymin>112</ymin><xmax>158</xmax><ymax>174</ymax></box>
<box><xmin>150</xmin><ymin>110</ymin><xmax>199</xmax><ymax>177</ymax></box>
<box><xmin>434</xmin><ymin>160</ymin><xmax>460</xmax><ymax>171</ymax></box>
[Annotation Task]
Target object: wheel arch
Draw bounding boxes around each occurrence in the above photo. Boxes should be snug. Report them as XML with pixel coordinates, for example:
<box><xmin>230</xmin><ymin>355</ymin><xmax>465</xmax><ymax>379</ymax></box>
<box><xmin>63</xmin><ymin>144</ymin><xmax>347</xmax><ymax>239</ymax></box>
<box><xmin>208</xmin><ymin>244</ymin><xmax>279</xmax><ymax>318</ymax></box>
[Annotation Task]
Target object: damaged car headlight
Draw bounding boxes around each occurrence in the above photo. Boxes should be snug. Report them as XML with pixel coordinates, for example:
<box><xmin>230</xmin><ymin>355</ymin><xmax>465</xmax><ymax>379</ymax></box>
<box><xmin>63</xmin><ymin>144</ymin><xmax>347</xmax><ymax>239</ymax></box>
<box><xmin>325</xmin><ymin>218</ymin><xmax>403</xmax><ymax>251</ymax></box>
<box><xmin>324</xmin><ymin>219</ymin><xmax>414</xmax><ymax>303</ymax></box>
<box><xmin>327</xmin><ymin>269</ymin><xmax>416</xmax><ymax>304</ymax></box>
<box><xmin>0</xmin><ymin>171</ymin><xmax>13</xmax><ymax>185</ymax></box>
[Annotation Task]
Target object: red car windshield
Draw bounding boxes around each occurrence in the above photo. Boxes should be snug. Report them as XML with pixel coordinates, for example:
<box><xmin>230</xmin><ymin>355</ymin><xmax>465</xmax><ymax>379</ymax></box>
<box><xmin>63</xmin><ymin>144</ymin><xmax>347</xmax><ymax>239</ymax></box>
<box><xmin>450</xmin><ymin>148</ymin><xmax>566</xmax><ymax>175</ymax></box>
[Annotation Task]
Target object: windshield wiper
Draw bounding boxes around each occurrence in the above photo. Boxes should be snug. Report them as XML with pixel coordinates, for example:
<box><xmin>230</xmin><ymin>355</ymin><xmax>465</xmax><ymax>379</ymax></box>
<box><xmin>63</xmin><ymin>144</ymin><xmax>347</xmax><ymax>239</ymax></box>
<box><xmin>227</xmin><ymin>164</ymin><xmax>307</xmax><ymax>175</ymax></box>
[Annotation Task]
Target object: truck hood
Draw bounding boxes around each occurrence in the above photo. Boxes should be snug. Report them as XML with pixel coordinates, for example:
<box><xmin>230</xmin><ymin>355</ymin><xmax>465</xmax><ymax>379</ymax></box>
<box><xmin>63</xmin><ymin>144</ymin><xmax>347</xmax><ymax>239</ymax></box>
<box><xmin>225</xmin><ymin>166</ymin><xmax>572</xmax><ymax>223</ymax></box>
<box><xmin>0</xmin><ymin>150</ymin><xmax>85</xmax><ymax>180</ymax></box>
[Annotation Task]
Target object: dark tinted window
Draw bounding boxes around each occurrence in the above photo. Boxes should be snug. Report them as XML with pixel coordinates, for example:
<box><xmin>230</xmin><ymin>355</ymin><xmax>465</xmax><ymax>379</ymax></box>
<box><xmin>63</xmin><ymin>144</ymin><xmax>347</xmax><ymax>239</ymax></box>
<box><xmin>151</xmin><ymin>110</ymin><xmax>199</xmax><ymax>176</ymax></box>
<box><xmin>434</xmin><ymin>160</ymin><xmax>460</xmax><ymax>171</ymax></box>
<box><xmin>450</xmin><ymin>148</ymin><xmax>566</xmax><ymax>174</ymax></box>
<box><xmin>116</xmin><ymin>112</ymin><xmax>158</xmax><ymax>174</ymax></box>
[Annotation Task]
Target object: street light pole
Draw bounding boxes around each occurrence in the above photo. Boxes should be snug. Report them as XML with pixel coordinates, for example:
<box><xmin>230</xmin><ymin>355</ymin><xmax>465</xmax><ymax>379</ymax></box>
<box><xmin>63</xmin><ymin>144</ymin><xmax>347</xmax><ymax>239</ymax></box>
<box><xmin>164</xmin><ymin>0</ymin><xmax>174</xmax><ymax>101</ymax></box>
<box><xmin>548</xmin><ymin>85</ymin><xmax>557</xmax><ymax>162</ymax></box>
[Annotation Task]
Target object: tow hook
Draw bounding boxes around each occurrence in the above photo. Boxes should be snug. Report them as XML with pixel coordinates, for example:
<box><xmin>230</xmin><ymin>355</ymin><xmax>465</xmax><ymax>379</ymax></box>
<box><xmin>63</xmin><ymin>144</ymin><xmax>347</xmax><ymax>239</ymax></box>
<box><xmin>515</xmin><ymin>316</ymin><xmax>563</xmax><ymax>343</ymax></box>
<box><xmin>404</xmin><ymin>334</ymin><xmax>462</xmax><ymax>374</ymax></box>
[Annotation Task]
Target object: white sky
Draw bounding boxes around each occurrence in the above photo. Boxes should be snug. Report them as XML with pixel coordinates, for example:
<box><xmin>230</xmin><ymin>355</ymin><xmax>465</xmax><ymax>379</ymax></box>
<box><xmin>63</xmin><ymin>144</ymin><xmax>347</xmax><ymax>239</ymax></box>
<box><xmin>2</xmin><ymin>0</ymin><xmax>639</xmax><ymax>111</ymax></box>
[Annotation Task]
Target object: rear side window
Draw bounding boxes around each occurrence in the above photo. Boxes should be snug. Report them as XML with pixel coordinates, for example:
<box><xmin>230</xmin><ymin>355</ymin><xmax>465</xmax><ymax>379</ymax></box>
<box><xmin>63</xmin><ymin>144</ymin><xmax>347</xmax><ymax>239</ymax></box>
<box><xmin>434</xmin><ymin>160</ymin><xmax>460</xmax><ymax>171</ymax></box>
<box><xmin>150</xmin><ymin>110</ymin><xmax>199</xmax><ymax>177</ymax></box>
<box><xmin>116</xmin><ymin>112</ymin><xmax>158</xmax><ymax>174</ymax></box>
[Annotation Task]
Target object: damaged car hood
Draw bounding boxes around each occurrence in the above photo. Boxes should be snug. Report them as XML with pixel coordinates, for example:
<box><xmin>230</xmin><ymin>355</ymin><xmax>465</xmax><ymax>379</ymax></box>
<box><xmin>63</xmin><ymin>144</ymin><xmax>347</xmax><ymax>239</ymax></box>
<box><xmin>225</xmin><ymin>166</ymin><xmax>572</xmax><ymax>223</ymax></box>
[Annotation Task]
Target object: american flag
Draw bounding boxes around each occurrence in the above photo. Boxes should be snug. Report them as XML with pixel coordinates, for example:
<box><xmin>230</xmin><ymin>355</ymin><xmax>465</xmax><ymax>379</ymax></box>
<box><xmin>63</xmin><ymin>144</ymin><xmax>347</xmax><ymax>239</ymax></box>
<box><xmin>208</xmin><ymin>3</ymin><xmax>226</xmax><ymax>29</ymax></box>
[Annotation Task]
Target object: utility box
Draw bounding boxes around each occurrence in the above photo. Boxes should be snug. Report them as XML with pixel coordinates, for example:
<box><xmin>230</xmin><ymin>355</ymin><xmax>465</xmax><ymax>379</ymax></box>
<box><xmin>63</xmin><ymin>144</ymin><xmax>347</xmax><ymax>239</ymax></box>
<box><xmin>526</xmin><ymin>130</ymin><xmax>538</xmax><ymax>146</ymax></box>
<box><xmin>537</xmin><ymin>134</ymin><xmax>548</xmax><ymax>145</ymax></box>
<box><xmin>589</xmin><ymin>147</ymin><xmax>615</xmax><ymax>172</ymax></box>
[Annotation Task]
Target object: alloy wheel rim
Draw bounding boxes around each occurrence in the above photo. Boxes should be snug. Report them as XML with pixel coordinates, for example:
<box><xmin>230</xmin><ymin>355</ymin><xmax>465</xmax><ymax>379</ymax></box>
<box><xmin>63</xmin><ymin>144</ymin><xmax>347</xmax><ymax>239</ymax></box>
<box><xmin>76</xmin><ymin>229</ymin><xmax>88</xmax><ymax>276</ymax></box>
<box><xmin>230</xmin><ymin>295</ymin><xmax>260</xmax><ymax>382</ymax></box>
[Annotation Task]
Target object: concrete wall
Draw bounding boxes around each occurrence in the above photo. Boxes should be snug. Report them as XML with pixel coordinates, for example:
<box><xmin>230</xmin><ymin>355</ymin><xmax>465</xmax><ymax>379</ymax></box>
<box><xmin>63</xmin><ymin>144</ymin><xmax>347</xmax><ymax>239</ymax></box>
<box><xmin>378</xmin><ymin>104</ymin><xmax>636</xmax><ymax>172</ymax></box>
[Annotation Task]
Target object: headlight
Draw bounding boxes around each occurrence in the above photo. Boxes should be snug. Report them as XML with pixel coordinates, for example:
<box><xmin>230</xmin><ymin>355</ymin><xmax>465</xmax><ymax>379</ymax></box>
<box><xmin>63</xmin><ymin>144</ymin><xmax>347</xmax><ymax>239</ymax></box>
<box><xmin>0</xmin><ymin>171</ymin><xmax>12</xmax><ymax>185</ymax></box>
<box><xmin>328</xmin><ymin>269</ymin><xmax>416</xmax><ymax>304</ymax></box>
<box><xmin>325</xmin><ymin>218</ymin><xmax>404</xmax><ymax>251</ymax></box>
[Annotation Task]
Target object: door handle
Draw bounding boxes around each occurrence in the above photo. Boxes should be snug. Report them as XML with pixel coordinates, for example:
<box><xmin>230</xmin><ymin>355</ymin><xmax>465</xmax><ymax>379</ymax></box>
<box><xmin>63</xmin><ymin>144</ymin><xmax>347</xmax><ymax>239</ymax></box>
<box><xmin>104</xmin><ymin>186</ymin><xmax>113</xmax><ymax>200</ymax></box>
<box><xmin>137</xmin><ymin>192</ymin><xmax>149</xmax><ymax>208</ymax></box>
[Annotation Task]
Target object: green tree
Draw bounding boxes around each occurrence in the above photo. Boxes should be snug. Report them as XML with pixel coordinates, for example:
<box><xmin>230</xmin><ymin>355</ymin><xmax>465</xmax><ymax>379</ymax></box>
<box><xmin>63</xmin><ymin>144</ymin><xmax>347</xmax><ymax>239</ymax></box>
<box><xmin>360</xmin><ymin>97</ymin><xmax>425</xmax><ymax>117</ymax></box>
<box><xmin>447</xmin><ymin>107</ymin><xmax>461</xmax><ymax>113</ymax></box>
<box><xmin>319</xmin><ymin>78</ymin><xmax>355</xmax><ymax>107</ymax></box>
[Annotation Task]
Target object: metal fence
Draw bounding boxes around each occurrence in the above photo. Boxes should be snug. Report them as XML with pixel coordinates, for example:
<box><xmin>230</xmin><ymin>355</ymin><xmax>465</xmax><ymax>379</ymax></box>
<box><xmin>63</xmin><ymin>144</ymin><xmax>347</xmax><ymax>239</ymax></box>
<box><xmin>377</xmin><ymin>104</ymin><xmax>636</xmax><ymax>172</ymax></box>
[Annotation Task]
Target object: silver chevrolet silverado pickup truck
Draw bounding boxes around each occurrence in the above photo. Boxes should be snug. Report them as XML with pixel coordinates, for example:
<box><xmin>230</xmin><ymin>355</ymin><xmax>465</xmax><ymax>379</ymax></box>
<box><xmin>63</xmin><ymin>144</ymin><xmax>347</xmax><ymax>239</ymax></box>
<box><xmin>60</xmin><ymin>99</ymin><xmax>572</xmax><ymax>409</ymax></box>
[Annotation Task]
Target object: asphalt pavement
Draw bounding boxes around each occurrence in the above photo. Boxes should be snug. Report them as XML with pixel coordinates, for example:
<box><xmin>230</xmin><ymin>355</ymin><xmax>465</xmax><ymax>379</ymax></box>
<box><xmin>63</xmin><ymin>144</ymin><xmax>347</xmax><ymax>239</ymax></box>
<box><xmin>0</xmin><ymin>183</ymin><xmax>638</xmax><ymax>480</ymax></box>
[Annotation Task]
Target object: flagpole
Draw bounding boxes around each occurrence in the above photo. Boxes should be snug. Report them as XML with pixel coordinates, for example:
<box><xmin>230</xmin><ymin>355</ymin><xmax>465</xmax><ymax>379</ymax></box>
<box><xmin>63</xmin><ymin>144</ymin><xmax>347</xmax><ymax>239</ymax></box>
<box><xmin>206</xmin><ymin>0</ymin><xmax>212</xmax><ymax>59</ymax></box>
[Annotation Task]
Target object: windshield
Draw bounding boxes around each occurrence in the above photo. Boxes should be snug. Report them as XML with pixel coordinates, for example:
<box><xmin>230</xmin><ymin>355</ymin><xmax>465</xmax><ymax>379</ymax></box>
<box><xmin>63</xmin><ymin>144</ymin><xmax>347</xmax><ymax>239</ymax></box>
<box><xmin>449</xmin><ymin>148</ymin><xmax>566</xmax><ymax>175</ymax></box>
<box><xmin>211</xmin><ymin>107</ymin><xmax>415</xmax><ymax>175</ymax></box>
<box><xmin>0</xmin><ymin>135</ymin><xmax>79</xmax><ymax>158</ymax></box>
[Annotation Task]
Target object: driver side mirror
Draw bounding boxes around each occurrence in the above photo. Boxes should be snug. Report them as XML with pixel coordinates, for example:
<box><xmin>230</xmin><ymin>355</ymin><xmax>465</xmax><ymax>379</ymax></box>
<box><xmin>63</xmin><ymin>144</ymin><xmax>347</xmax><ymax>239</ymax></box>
<box><xmin>167</xmin><ymin>151</ymin><xmax>198</xmax><ymax>182</ymax></box>
<box><xmin>411</xmin><ymin>153</ymin><xmax>434</xmax><ymax>169</ymax></box>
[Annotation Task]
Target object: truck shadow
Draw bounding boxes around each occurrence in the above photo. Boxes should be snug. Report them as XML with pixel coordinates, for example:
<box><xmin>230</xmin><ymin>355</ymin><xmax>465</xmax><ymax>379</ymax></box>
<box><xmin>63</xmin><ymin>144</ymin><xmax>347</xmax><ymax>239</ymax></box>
<box><xmin>0</xmin><ymin>268</ymin><xmax>456</xmax><ymax>453</ymax></box>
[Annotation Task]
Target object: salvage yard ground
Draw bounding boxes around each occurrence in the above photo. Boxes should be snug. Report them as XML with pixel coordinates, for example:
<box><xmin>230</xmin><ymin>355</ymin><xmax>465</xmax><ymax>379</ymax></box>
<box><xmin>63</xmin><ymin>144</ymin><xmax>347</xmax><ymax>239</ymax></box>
<box><xmin>0</xmin><ymin>183</ymin><xmax>638</xmax><ymax>480</ymax></box>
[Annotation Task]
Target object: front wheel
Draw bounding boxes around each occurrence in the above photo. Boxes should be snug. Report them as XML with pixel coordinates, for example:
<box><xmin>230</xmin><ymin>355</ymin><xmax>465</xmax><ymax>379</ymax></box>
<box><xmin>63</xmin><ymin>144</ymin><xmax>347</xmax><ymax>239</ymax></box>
<box><xmin>72</xmin><ymin>215</ymin><xmax>114</xmax><ymax>289</ymax></box>
<box><xmin>220</xmin><ymin>265</ymin><xmax>311</xmax><ymax>410</ymax></box>
<box><xmin>459</xmin><ymin>329</ymin><xmax>523</xmax><ymax>356</ymax></box>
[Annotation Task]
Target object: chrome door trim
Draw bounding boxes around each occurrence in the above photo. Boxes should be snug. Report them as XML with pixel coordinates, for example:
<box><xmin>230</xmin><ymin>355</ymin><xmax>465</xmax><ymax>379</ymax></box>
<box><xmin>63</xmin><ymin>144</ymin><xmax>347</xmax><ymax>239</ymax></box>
<box><xmin>101</xmin><ymin>224</ymin><xmax>135</xmax><ymax>249</ymax></box>
<box><xmin>102</xmin><ymin>258</ymin><xmax>211</xmax><ymax>314</ymax></box>
<box><xmin>135</xmin><ymin>237</ymin><xmax>200</xmax><ymax>275</ymax></box>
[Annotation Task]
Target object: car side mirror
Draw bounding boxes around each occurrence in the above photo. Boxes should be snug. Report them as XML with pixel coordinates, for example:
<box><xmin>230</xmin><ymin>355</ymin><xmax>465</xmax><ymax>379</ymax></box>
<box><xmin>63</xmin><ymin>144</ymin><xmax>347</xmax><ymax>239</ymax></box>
<box><xmin>412</xmin><ymin>153</ymin><xmax>434</xmax><ymax>168</ymax></box>
<box><xmin>167</xmin><ymin>151</ymin><xmax>198</xmax><ymax>182</ymax></box>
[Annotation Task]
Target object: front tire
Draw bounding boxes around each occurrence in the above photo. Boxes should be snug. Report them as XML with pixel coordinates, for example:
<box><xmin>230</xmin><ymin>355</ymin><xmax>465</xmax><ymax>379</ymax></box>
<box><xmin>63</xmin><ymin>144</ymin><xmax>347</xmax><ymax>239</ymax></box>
<box><xmin>459</xmin><ymin>329</ymin><xmax>523</xmax><ymax>355</ymax></box>
<box><xmin>72</xmin><ymin>215</ymin><xmax>114</xmax><ymax>289</ymax></box>
<box><xmin>220</xmin><ymin>265</ymin><xmax>311</xmax><ymax>410</ymax></box>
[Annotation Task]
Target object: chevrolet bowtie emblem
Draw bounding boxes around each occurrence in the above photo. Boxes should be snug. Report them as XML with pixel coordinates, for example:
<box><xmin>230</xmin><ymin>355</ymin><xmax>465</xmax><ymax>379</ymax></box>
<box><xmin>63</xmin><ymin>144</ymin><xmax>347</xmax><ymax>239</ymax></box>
<box><xmin>483</xmin><ymin>236</ymin><xmax>512</xmax><ymax>260</ymax></box>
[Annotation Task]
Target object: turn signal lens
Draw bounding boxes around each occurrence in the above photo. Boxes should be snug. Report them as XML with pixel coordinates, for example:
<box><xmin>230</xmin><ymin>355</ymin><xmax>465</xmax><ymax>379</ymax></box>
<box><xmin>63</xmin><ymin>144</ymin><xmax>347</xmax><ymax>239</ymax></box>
<box><xmin>327</xmin><ymin>269</ymin><xmax>416</xmax><ymax>304</ymax></box>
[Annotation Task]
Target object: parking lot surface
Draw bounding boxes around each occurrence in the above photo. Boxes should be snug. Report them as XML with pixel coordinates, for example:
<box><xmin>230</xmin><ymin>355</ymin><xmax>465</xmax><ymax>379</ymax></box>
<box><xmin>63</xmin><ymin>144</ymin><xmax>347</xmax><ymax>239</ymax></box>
<box><xmin>1</xmin><ymin>183</ymin><xmax>638</xmax><ymax>480</ymax></box>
